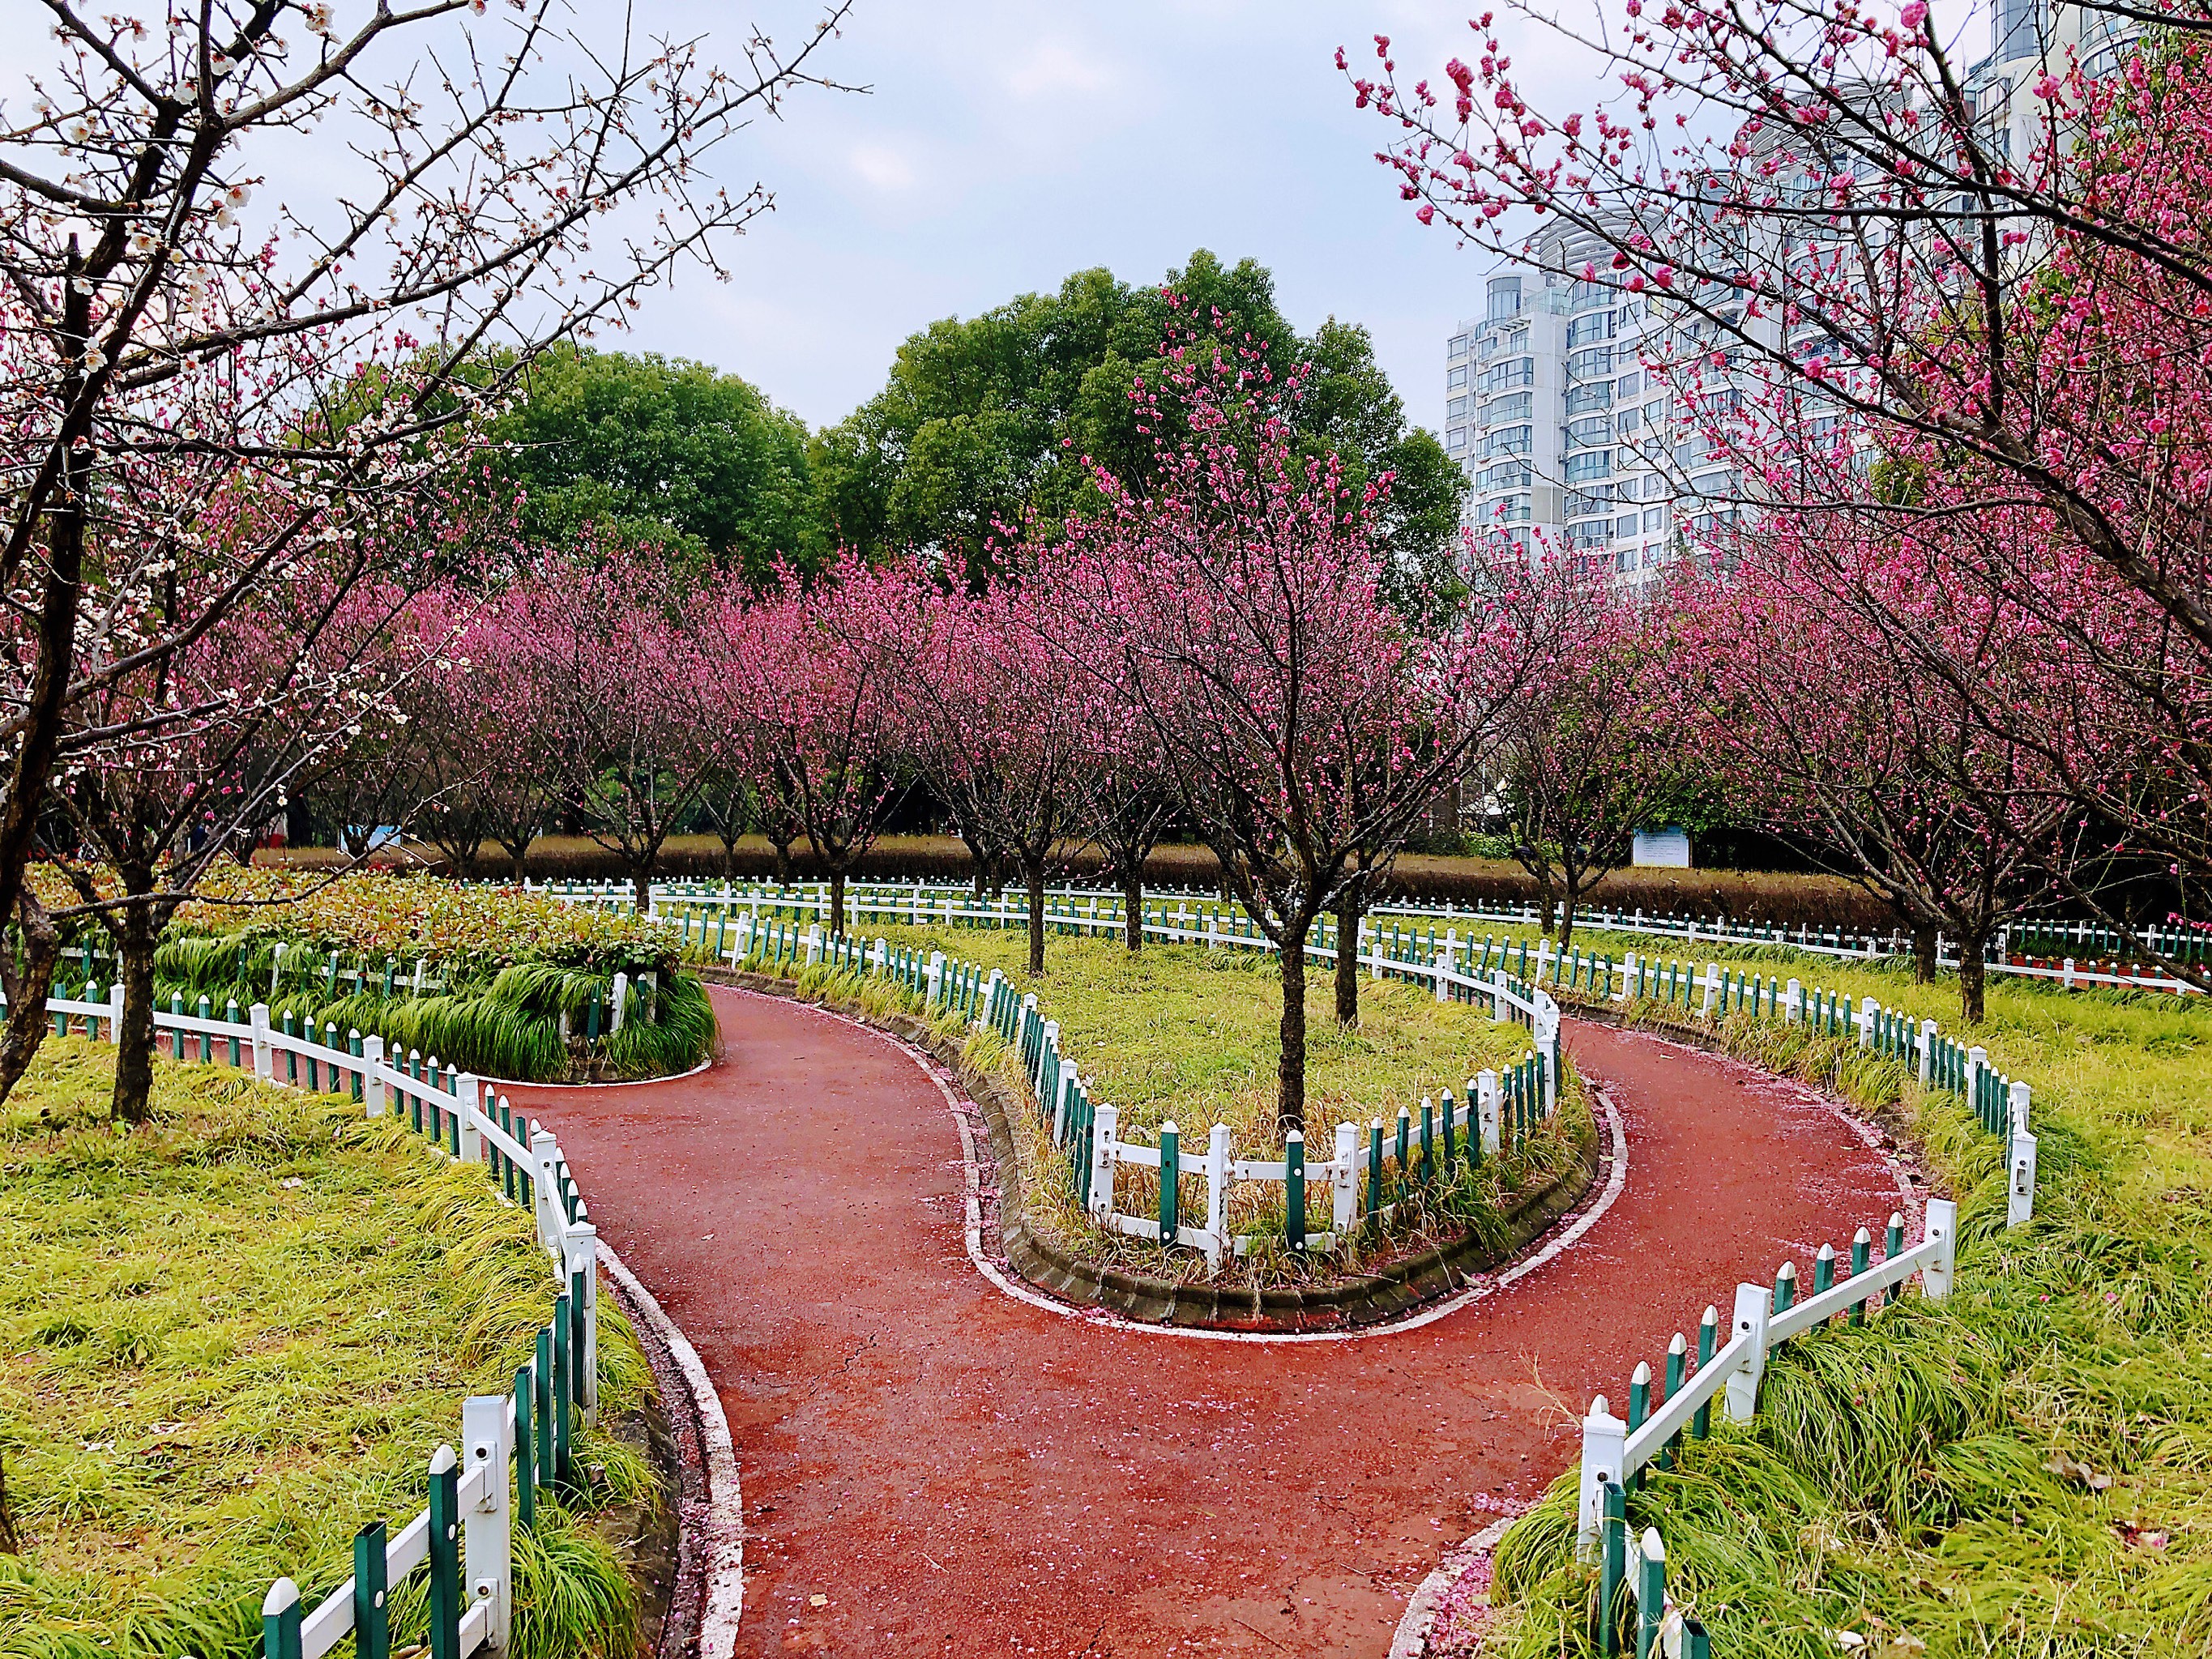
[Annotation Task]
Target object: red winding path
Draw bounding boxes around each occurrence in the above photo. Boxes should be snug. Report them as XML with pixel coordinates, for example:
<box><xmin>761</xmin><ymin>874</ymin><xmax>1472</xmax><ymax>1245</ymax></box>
<box><xmin>509</xmin><ymin>985</ymin><xmax>1903</xmax><ymax>1658</ymax></box>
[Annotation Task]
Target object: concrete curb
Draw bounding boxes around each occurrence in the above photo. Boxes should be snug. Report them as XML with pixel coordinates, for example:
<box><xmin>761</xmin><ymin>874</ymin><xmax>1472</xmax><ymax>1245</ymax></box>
<box><xmin>597</xmin><ymin>1241</ymin><xmax>744</xmax><ymax>1659</ymax></box>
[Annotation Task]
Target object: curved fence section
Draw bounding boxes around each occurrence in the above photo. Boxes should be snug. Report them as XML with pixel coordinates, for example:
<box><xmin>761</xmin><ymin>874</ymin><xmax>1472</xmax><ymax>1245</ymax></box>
<box><xmin>720</xmin><ymin>902</ymin><xmax>1566</xmax><ymax>1272</ymax></box>
<box><xmin>33</xmin><ymin>985</ymin><xmax>600</xmax><ymax>1659</ymax></box>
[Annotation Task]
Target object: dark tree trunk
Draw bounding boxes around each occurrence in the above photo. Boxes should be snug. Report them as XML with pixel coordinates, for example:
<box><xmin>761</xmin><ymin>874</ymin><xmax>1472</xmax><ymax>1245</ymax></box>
<box><xmin>630</xmin><ymin>862</ymin><xmax>651</xmax><ymax>913</ymax></box>
<box><xmin>771</xmin><ymin>836</ymin><xmax>794</xmax><ymax>885</ymax></box>
<box><xmin>1122</xmin><ymin>866</ymin><xmax>1144</xmax><ymax>952</ymax></box>
<box><xmin>1277</xmin><ymin>916</ymin><xmax>1310</xmax><ymax>1137</ymax></box>
<box><xmin>1958</xmin><ymin>935</ymin><xmax>1988</xmax><ymax>1026</ymax></box>
<box><xmin>1914</xmin><ymin>923</ymin><xmax>1939</xmax><ymax>984</ymax></box>
<box><xmin>0</xmin><ymin>898</ymin><xmax>65</xmax><ymax>1108</ymax></box>
<box><xmin>111</xmin><ymin>899</ymin><xmax>161</xmax><ymax>1126</ymax></box>
<box><xmin>1334</xmin><ymin>888</ymin><xmax>1362</xmax><ymax>1027</ymax></box>
<box><xmin>0</xmin><ymin>1445</ymin><xmax>21</xmax><ymax>1553</ymax></box>
<box><xmin>829</xmin><ymin>867</ymin><xmax>848</xmax><ymax>938</ymax></box>
<box><xmin>720</xmin><ymin>836</ymin><xmax>740</xmax><ymax>881</ymax></box>
<box><xmin>1559</xmin><ymin>889</ymin><xmax>1580</xmax><ymax>954</ymax></box>
<box><xmin>510</xmin><ymin>841</ymin><xmax>528</xmax><ymax>882</ymax></box>
<box><xmin>1025</xmin><ymin>859</ymin><xmax>1047</xmax><ymax>977</ymax></box>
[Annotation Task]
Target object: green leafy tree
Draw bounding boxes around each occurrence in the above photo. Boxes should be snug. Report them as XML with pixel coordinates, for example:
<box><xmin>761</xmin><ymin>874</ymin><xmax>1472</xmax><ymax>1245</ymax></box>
<box><xmin>493</xmin><ymin>347</ymin><xmax>824</xmax><ymax>586</ymax></box>
<box><xmin>814</xmin><ymin>251</ymin><xmax>1466</xmax><ymax>605</ymax></box>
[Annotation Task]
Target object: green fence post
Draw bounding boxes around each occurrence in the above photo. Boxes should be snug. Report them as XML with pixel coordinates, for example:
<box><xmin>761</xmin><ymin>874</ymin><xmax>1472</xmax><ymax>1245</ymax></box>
<box><xmin>1886</xmin><ymin>1211</ymin><xmax>1906</xmax><ymax>1304</ymax></box>
<box><xmin>534</xmin><ymin>1327</ymin><xmax>554</xmax><ymax>1489</ymax></box>
<box><xmin>1774</xmin><ymin>1260</ymin><xmax>1797</xmax><ymax>1320</ymax></box>
<box><xmin>1441</xmin><ymin>1085</ymin><xmax>1458</xmax><ymax>1173</ymax></box>
<box><xmin>353</xmin><ymin>1520</ymin><xmax>391</xmax><ymax>1659</ymax></box>
<box><xmin>1285</xmin><ymin>1131</ymin><xmax>1306</xmax><ymax>1252</ymax></box>
<box><xmin>1394</xmin><ymin>1105</ymin><xmax>1411</xmax><ymax>1199</ymax></box>
<box><xmin>1692</xmin><ymin>1305</ymin><xmax>1717</xmax><ymax>1439</ymax></box>
<box><xmin>261</xmin><ymin>1580</ymin><xmax>302</xmax><ymax>1659</ymax></box>
<box><xmin>1626</xmin><ymin>1363</ymin><xmax>1650</xmax><ymax>1491</ymax></box>
<box><xmin>1850</xmin><ymin>1226</ymin><xmax>1871</xmax><ymax>1325</ymax></box>
<box><xmin>1420</xmin><ymin>1098</ymin><xmax>1435</xmax><ymax>1185</ymax></box>
<box><xmin>1635</xmin><ymin>1529</ymin><xmax>1665</xmax><ymax>1659</ymax></box>
<box><xmin>428</xmin><ymin>1446</ymin><xmax>461</xmax><ymax>1659</ymax></box>
<box><xmin>551</xmin><ymin>1298</ymin><xmax>573</xmax><ymax>1484</ymax></box>
<box><xmin>1661</xmin><ymin>1334</ymin><xmax>1685</xmax><ymax>1469</ymax></box>
<box><xmin>1367</xmin><ymin>1120</ymin><xmax>1384</xmax><ymax>1231</ymax></box>
<box><xmin>515</xmin><ymin>1365</ymin><xmax>536</xmax><ymax>1528</ymax></box>
<box><xmin>1599</xmin><ymin>1479</ymin><xmax>1627</xmax><ymax>1657</ymax></box>
<box><xmin>1159</xmin><ymin>1122</ymin><xmax>1180</xmax><ymax>1246</ymax></box>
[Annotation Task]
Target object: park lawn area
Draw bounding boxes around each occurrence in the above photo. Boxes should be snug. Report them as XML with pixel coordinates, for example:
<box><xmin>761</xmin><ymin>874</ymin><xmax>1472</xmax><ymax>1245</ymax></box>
<box><xmin>806</xmin><ymin>924</ymin><xmax>1593</xmax><ymax>1286</ymax></box>
<box><xmin>869</xmin><ymin>923</ymin><xmax>1550</xmax><ymax>1148</ymax></box>
<box><xmin>0</xmin><ymin>1040</ymin><xmax>656</xmax><ymax>1659</ymax></box>
<box><xmin>1424</xmin><ymin>928</ymin><xmax>2212</xmax><ymax>1657</ymax></box>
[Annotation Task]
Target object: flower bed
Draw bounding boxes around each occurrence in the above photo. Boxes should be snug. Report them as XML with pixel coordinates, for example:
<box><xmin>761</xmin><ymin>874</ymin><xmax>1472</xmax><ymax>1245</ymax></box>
<box><xmin>139</xmin><ymin>872</ymin><xmax>716</xmax><ymax>1083</ymax></box>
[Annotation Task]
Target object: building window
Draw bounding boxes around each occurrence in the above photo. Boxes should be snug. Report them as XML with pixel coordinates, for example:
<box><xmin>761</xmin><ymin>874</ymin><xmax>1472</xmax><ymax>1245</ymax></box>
<box><xmin>1616</xmin><ymin>513</ymin><xmax>1640</xmax><ymax>538</ymax></box>
<box><xmin>1447</xmin><ymin>365</ymin><xmax>1467</xmax><ymax>389</ymax></box>
<box><xmin>1618</xmin><ymin>406</ymin><xmax>1642</xmax><ymax>433</ymax></box>
<box><xmin>1564</xmin><ymin>449</ymin><xmax>1613</xmax><ymax>481</ymax></box>
<box><xmin>1480</xmin><ymin>356</ymin><xmax>1535</xmax><ymax>393</ymax></box>
<box><xmin>1564</xmin><ymin>382</ymin><xmax>1613</xmax><ymax>414</ymax></box>
<box><xmin>1449</xmin><ymin>334</ymin><xmax>1472</xmax><ymax>359</ymax></box>
<box><xmin>1488</xmin><ymin>493</ymin><xmax>1532</xmax><ymax>523</ymax></box>
<box><xmin>1487</xmin><ymin>276</ymin><xmax>1524</xmax><ymax>321</ymax></box>
<box><xmin>1446</xmin><ymin>427</ymin><xmax>1468</xmax><ymax>451</ymax></box>
<box><xmin>1446</xmin><ymin>395</ymin><xmax>1471</xmax><ymax>419</ymax></box>
<box><xmin>1565</xmin><ymin>414</ymin><xmax>1612</xmax><ymax>448</ymax></box>
<box><xmin>1483</xmin><ymin>425</ymin><xmax>1534</xmax><ymax>458</ymax></box>
<box><xmin>1566</xmin><ymin>313</ymin><xmax>1616</xmax><ymax>349</ymax></box>
<box><xmin>1568</xmin><ymin>345</ymin><xmax>1614</xmax><ymax>379</ymax></box>
<box><xmin>1617</xmin><ymin>371</ymin><xmax>1642</xmax><ymax>396</ymax></box>
<box><xmin>1481</xmin><ymin>391</ymin><xmax>1533</xmax><ymax>424</ymax></box>
<box><xmin>1569</xmin><ymin>518</ymin><xmax>1611</xmax><ymax>548</ymax></box>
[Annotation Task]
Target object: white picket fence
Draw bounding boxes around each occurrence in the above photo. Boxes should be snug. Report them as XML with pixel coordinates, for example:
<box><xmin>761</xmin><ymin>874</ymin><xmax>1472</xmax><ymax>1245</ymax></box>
<box><xmin>554</xmin><ymin>876</ymin><xmax>2208</xmax><ymax>996</ymax></box>
<box><xmin>37</xmin><ymin>986</ymin><xmax>601</xmax><ymax>1659</ymax></box>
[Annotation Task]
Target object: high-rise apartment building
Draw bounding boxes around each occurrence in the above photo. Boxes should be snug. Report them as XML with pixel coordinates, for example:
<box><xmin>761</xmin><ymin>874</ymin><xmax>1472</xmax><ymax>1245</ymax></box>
<box><xmin>1443</xmin><ymin>225</ymin><xmax>1697</xmax><ymax>595</ymax></box>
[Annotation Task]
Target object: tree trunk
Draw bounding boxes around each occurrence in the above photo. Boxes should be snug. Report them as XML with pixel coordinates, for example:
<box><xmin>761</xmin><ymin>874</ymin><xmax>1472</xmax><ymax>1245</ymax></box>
<box><xmin>1334</xmin><ymin>887</ymin><xmax>1362</xmax><ymax>1027</ymax></box>
<box><xmin>1121</xmin><ymin>866</ymin><xmax>1144</xmax><ymax>952</ymax></box>
<box><xmin>1958</xmin><ymin>935</ymin><xmax>1988</xmax><ymax>1025</ymax></box>
<box><xmin>771</xmin><ymin>837</ymin><xmax>793</xmax><ymax>885</ymax></box>
<box><xmin>829</xmin><ymin>867</ymin><xmax>848</xmax><ymax>938</ymax></box>
<box><xmin>510</xmin><ymin>841</ymin><xmax>528</xmax><ymax>882</ymax></box>
<box><xmin>111</xmin><ymin>902</ymin><xmax>160</xmax><ymax>1127</ymax></box>
<box><xmin>630</xmin><ymin>862</ymin><xmax>651</xmax><ymax>914</ymax></box>
<box><xmin>1559</xmin><ymin>889</ymin><xmax>1580</xmax><ymax>954</ymax></box>
<box><xmin>1025</xmin><ymin>860</ymin><xmax>1047</xmax><ymax>977</ymax></box>
<box><xmin>721</xmin><ymin>836</ymin><xmax>740</xmax><ymax>881</ymax></box>
<box><xmin>0</xmin><ymin>902</ymin><xmax>64</xmax><ymax>1109</ymax></box>
<box><xmin>1914</xmin><ymin>923</ymin><xmax>1939</xmax><ymax>984</ymax></box>
<box><xmin>1276</xmin><ymin>916</ymin><xmax>1309</xmax><ymax>1137</ymax></box>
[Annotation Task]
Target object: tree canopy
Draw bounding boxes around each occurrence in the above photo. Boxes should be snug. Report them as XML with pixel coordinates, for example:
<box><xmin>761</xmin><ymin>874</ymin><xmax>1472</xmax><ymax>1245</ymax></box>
<box><xmin>809</xmin><ymin>251</ymin><xmax>1466</xmax><ymax>611</ymax></box>
<box><xmin>490</xmin><ymin>347</ymin><xmax>824</xmax><ymax>586</ymax></box>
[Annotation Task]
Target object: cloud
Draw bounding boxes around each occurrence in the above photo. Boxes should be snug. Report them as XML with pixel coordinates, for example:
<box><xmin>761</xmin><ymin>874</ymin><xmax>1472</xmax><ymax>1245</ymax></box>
<box><xmin>1004</xmin><ymin>37</ymin><xmax>1117</xmax><ymax>101</ymax></box>
<box><xmin>848</xmin><ymin>140</ymin><xmax>920</xmax><ymax>193</ymax></box>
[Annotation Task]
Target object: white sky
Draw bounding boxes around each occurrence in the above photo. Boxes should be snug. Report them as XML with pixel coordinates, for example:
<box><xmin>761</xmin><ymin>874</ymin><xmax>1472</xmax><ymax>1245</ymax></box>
<box><xmin>2</xmin><ymin>0</ymin><xmax>1994</xmax><ymax>436</ymax></box>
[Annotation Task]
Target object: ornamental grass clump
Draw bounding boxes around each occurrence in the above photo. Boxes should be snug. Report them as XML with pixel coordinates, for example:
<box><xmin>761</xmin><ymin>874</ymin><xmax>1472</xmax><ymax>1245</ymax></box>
<box><xmin>0</xmin><ymin>1038</ymin><xmax>656</xmax><ymax>1659</ymax></box>
<box><xmin>1467</xmin><ymin>971</ymin><xmax>2212</xmax><ymax>1657</ymax></box>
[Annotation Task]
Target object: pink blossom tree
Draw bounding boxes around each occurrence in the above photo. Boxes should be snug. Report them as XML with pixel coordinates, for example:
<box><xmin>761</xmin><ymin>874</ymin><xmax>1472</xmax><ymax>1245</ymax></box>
<box><xmin>1347</xmin><ymin>11</ymin><xmax>2212</xmax><ymax>968</ymax></box>
<box><xmin>903</xmin><ymin>582</ymin><xmax>1091</xmax><ymax>975</ymax></box>
<box><xmin>0</xmin><ymin>2</ymin><xmax>855</xmax><ymax>1102</ymax></box>
<box><xmin>728</xmin><ymin>557</ymin><xmax>923</xmax><ymax>938</ymax></box>
<box><xmin>1056</xmin><ymin>313</ymin><xmax>1529</xmax><ymax>1133</ymax></box>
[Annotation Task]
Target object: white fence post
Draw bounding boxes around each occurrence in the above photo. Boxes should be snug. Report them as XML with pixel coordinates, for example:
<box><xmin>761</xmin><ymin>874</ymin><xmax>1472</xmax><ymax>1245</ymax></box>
<box><xmin>1723</xmin><ymin>1282</ymin><xmax>1770</xmax><ymax>1423</ymax></box>
<box><xmin>1053</xmin><ymin>1058</ymin><xmax>1078</xmax><ymax>1142</ymax></box>
<box><xmin>2008</xmin><ymin>1089</ymin><xmax>2039</xmax><ymax>1229</ymax></box>
<box><xmin>926</xmin><ymin>951</ymin><xmax>944</xmax><ymax>1006</ymax></box>
<box><xmin>1858</xmin><ymin>996</ymin><xmax>1877</xmax><ymax>1048</ymax></box>
<box><xmin>609</xmin><ymin>972</ymin><xmax>629</xmax><ymax>1034</ymax></box>
<box><xmin>1922</xmin><ymin>1198</ymin><xmax>1958</xmax><ymax>1299</ymax></box>
<box><xmin>530</xmin><ymin>1125</ymin><xmax>562</xmax><ymax>1256</ymax></box>
<box><xmin>1966</xmin><ymin>1045</ymin><xmax>1988</xmax><ymax>1113</ymax></box>
<box><xmin>455</xmin><ymin>1074</ymin><xmax>481</xmax><ymax>1164</ymax></box>
<box><xmin>363</xmin><ymin>1035</ymin><xmax>386</xmax><ymax>1115</ymax></box>
<box><xmin>462</xmin><ymin>1392</ymin><xmax>514</xmax><ymax>1651</ymax></box>
<box><xmin>563</xmin><ymin>1220</ymin><xmax>600</xmax><ymax>1417</ymax></box>
<box><xmin>978</xmin><ymin>969</ymin><xmax>1003</xmax><ymax>1032</ymax></box>
<box><xmin>1204</xmin><ymin>1124</ymin><xmax>1230</xmax><ymax>1270</ymax></box>
<box><xmin>806</xmin><ymin>925</ymin><xmax>824</xmax><ymax>966</ymax></box>
<box><xmin>1700</xmin><ymin>964</ymin><xmax>1719</xmax><ymax>1021</ymax></box>
<box><xmin>1087</xmin><ymin>1105</ymin><xmax>1118</xmax><ymax>1219</ymax></box>
<box><xmin>108</xmin><ymin>980</ymin><xmax>124</xmax><ymax>1043</ymax></box>
<box><xmin>1332</xmin><ymin>1121</ymin><xmax>1358</xmax><ymax>1238</ymax></box>
<box><xmin>1575</xmin><ymin>1395</ymin><xmax>1628</xmax><ymax>1562</ymax></box>
<box><xmin>1918</xmin><ymin>1018</ymin><xmax>1937</xmax><ymax>1086</ymax></box>
<box><xmin>1476</xmin><ymin>1069</ymin><xmax>1501</xmax><ymax>1157</ymax></box>
<box><xmin>250</xmin><ymin>1002</ymin><xmax>272</xmax><ymax>1081</ymax></box>
<box><xmin>1785</xmin><ymin>978</ymin><xmax>1802</xmax><ymax>1023</ymax></box>
<box><xmin>1489</xmin><ymin>967</ymin><xmax>1505</xmax><ymax>1022</ymax></box>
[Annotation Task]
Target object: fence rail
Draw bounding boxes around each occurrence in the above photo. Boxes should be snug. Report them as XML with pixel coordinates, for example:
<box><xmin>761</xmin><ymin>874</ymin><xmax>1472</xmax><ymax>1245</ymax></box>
<box><xmin>538</xmin><ymin>876</ymin><xmax>2207</xmax><ymax>997</ymax></box>
<box><xmin>34</xmin><ymin>982</ymin><xmax>604</xmax><ymax>1659</ymax></box>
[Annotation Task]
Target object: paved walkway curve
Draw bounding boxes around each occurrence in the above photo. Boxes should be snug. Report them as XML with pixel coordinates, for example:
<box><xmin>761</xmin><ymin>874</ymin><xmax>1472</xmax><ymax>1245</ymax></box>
<box><xmin>508</xmin><ymin>985</ymin><xmax>1907</xmax><ymax>1658</ymax></box>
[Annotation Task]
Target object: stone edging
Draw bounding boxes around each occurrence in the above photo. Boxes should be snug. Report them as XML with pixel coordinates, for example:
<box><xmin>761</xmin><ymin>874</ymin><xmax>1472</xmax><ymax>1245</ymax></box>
<box><xmin>700</xmin><ymin>964</ymin><xmax>1601</xmax><ymax>1333</ymax></box>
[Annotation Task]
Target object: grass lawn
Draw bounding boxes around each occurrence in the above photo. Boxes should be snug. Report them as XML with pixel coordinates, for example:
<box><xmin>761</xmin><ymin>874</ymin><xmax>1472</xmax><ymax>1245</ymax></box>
<box><xmin>0</xmin><ymin>1041</ymin><xmax>657</xmax><ymax>1659</ymax></box>
<box><xmin>1416</xmin><ymin>924</ymin><xmax>2212</xmax><ymax>1657</ymax></box>
<box><xmin>777</xmin><ymin>924</ymin><xmax>1595</xmax><ymax>1287</ymax></box>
